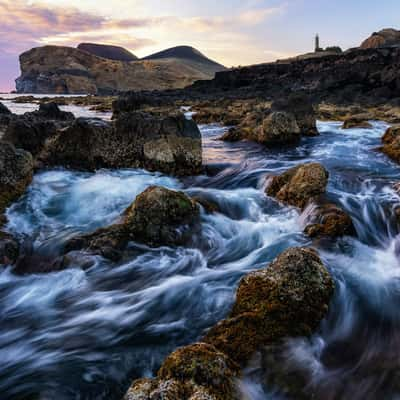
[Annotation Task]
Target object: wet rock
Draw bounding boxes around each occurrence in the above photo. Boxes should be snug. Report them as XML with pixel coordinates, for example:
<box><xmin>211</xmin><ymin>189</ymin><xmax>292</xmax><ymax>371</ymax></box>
<box><xmin>303</xmin><ymin>203</ymin><xmax>356</xmax><ymax>238</ymax></box>
<box><xmin>124</xmin><ymin>378</ymin><xmax>186</xmax><ymax>400</ymax></box>
<box><xmin>40</xmin><ymin>112</ymin><xmax>202</xmax><ymax>175</ymax></box>
<box><xmin>204</xmin><ymin>247</ymin><xmax>334</xmax><ymax>365</ymax></box>
<box><xmin>65</xmin><ymin>186</ymin><xmax>200</xmax><ymax>260</ymax></box>
<box><xmin>266</xmin><ymin>163</ymin><xmax>329</xmax><ymax>209</ymax></box>
<box><xmin>249</xmin><ymin>111</ymin><xmax>301</xmax><ymax>146</ymax></box>
<box><xmin>342</xmin><ymin>116</ymin><xmax>373</xmax><ymax>129</ymax></box>
<box><xmin>0</xmin><ymin>231</ymin><xmax>19</xmax><ymax>265</ymax></box>
<box><xmin>112</xmin><ymin>91</ymin><xmax>170</xmax><ymax>116</ymax></box>
<box><xmin>381</xmin><ymin>125</ymin><xmax>400</xmax><ymax>164</ymax></box>
<box><xmin>192</xmin><ymin>196</ymin><xmax>221</xmax><ymax>214</ymax></box>
<box><xmin>0</xmin><ymin>102</ymin><xmax>11</xmax><ymax>115</ymax></box>
<box><xmin>272</xmin><ymin>93</ymin><xmax>319</xmax><ymax>137</ymax></box>
<box><xmin>12</xmin><ymin>254</ymin><xmax>67</xmax><ymax>275</ymax></box>
<box><xmin>158</xmin><ymin>343</ymin><xmax>239</xmax><ymax>399</ymax></box>
<box><xmin>3</xmin><ymin>103</ymin><xmax>74</xmax><ymax>156</ymax></box>
<box><xmin>0</xmin><ymin>142</ymin><xmax>34</xmax><ymax>219</ymax></box>
<box><xmin>218</xmin><ymin>128</ymin><xmax>243</xmax><ymax>142</ymax></box>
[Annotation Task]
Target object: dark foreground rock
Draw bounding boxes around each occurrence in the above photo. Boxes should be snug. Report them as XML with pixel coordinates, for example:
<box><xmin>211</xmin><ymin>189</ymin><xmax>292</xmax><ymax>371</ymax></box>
<box><xmin>39</xmin><ymin>112</ymin><xmax>202</xmax><ymax>175</ymax></box>
<box><xmin>124</xmin><ymin>247</ymin><xmax>334</xmax><ymax>399</ymax></box>
<box><xmin>0</xmin><ymin>232</ymin><xmax>20</xmax><ymax>265</ymax></box>
<box><xmin>65</xmin><ymin>186</ymin><xmax>200</xmax><ymax>261</ymax></box>
<box><xmin>0</xmin><ymin>102</ymin><xmax>11</xmax><ymax>115</ymax></box>
<box><xmin>381</xmin><ymin>125</ymin><xmax>400</xmax><ymax>164</ymax></box>
<box><xmin>266</xmin><ymin>163</ymin><xmax>329</xmax><ymax>209</ymax></box>
<box><xmin>3</xmin><ymin>103</ymin><xmax>74</xmax><ymax>156</ymax></box>
<box><xmin>0</xmin><ymin>142</ymin><xmax>34</xmax><ymax>220</ymax></box>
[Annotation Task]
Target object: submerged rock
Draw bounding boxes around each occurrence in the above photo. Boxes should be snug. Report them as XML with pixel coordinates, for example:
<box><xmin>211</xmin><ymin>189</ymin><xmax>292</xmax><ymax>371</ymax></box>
<box><xmin>65</xmin><ymin>186</ymin><xmax>200</xmax><ymax>260</ymax></box>
<box><xmin>381</xmin><ymin>125</ymin><xmax>400</xmax><ymax>164</ymax></box>
<box><xmin>204</xmin><ymin>247</ymin><xmax>334</xmax><ymax>365</ymax></box>
<box><xmin>40</xmin><ymin>112</ymin><xmax>202</xmax><ymax>175</ymax></box>
<box><xmin>0</xmin><ymin>142</ymin><xmax>33</xmax><ymax>220</ymax></box>
<box><xmin>266</xmin><ymin>163</ymin><xmax>329</xmax><ymax>209</ymax></box>
<box><xmin>303</xmin><ymin>203</ymin><xmax>356</xmax><ymax>238</ymax></box>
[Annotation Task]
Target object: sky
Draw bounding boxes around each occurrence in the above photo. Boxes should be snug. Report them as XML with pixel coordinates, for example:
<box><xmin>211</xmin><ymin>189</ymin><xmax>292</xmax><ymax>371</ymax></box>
<box><xmin>0</xmin><ymin>0</ymin><xmax>399</xmax><ymax>92</ymax></box>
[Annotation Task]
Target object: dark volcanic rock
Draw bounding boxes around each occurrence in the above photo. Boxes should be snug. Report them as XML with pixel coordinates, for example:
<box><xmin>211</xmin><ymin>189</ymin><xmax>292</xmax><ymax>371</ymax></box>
<box><xmin>266</xmin><ymin>163</ymin><xmax>329</xmax><ymax>209</ymax></box>
<box><xmin>0</xmin><ymin>232</ymin><xmax>20</xmax><ymax>266</ymax></box>
<box><xmin>112</xmin><ymin>91</ymin><xmax>170</xmax><ymax>116</ymax></box>
<box><xmin>39</xmin><ymin>112</ymin><xmax>202</xmax><ymax>175</ymax></box>
<box><xmin>3</xmin><ymin>103</ymin><xmax>74</xmax><ymax>156</ymax></box>
<box><xmin>0</xmin><ymin>102</ymin><xmax>11</xmax><ymax>115</ymax></box>
<box><xmin>0</xmin><ymin>142</ymin><xmax>33</xmax><ymax>219</ymax></box>
<box><xmin>65</xmin><ymin>186</ymin><xmax>200</xmax><ymax>260</ymax></box>
<box><xmin>272</xmin><ymin>93</ymin><xmax>319</xmax><ymax>137</ymax></box>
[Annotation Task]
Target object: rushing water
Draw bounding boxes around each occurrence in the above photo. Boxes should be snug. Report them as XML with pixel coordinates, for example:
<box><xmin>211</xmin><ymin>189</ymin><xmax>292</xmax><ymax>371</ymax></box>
<box><xmin>1</xmin><ymin>101</ymin><xmax>400</xmax><ymax>399</ymax></box>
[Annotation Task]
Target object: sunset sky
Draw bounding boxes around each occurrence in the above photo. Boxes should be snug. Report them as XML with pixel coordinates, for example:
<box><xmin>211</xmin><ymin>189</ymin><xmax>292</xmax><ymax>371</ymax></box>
<box><xmin>0</xmin><ymin>0</ymin><xmax>399</xmax><ymax>92</ymax></box>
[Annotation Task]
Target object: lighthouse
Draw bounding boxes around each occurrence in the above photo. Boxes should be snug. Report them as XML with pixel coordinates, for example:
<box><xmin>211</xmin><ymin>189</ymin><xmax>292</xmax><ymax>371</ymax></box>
<box><xmin>315</xmin><ymin>34</ymin><xmax>322</xmax><ymax>52</ymax></box>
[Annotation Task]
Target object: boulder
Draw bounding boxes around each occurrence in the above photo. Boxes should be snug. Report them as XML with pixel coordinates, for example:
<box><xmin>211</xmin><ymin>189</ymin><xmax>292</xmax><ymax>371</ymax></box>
<box><xmin>65</xmin><ymin>186</ymin><xmax>200</xmax><ymax>260</ymax></box>
<box><xmin>204</xmin><ymin>247</ymin><xmax>334</xmax><ymax>365</ymax></box>
<box><xmin>0</xmin><ymin>142</ymin><xmax>34</xmax><ymax>220</ymax></box>
<box><xmin>266</xmin><ymin>163</ymin><xmax>329</xmax><ymax>209</ymax></box>
<box><xmin>303</xmin><ymin>203</ymin><xmax>356</xmax><ymax>238</ymax></box>
<box><xmin>218</xmin><ymin>128</ymin><xmax>243</xmax><ymax>142</ymax></box>
<box><xmin>2</xmin><ymin>103</ymin><xmax>74</xmax><ymax>156</ymax></box>
<box><xmin>125</xmin><ymin>343</ymin><xmax>239</xmax><ymax>400</ymax></box>
<box><xmin>342</xmin><ymin>116</ymin><xmax>373</xmax><ymax>129</ymax></box>
<box><xmin>272</xmin><ymin>93</ymin><xmax>319</xmax><ymax>137</ymax></box>
<box><xmin>112</xmin><ymin>91</ymin><xmax>169</xmax><ymax>116</ymax></box>
<box><xmin>381</xmin><ymin>125</ymin><xmax>400</xmax><ymax>163</ymax></box>
<box><xmin>0</xmin><ymin>232</ymin><xmax>19</xmax><ymax>266</ymax></box>
<box><xmin>39</xmin><ymin>112</ymin><xmax>202</xmax><ymax>175</ymax></box>
<box><xmin>0</xmin><ymin>102</ymin><xmax>11</xmax><ymax>115</ymax></box>
<box><xmin>250</xmin><ymin>111</ymin><xmax>301</xmax><ymax>145</ymax></box>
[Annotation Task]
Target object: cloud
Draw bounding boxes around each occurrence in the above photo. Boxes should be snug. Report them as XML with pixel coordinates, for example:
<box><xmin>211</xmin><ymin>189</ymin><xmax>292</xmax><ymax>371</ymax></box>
<box><xmin>0</xmin><ymin>0</ymin><xmax>158</xmax><ymax>53</ymax></box>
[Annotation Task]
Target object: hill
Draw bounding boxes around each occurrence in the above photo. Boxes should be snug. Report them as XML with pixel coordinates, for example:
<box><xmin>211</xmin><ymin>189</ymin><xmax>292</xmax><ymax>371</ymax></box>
<box><xmin>361</xmin><ymin>28</ymin><xmax>400</xmax><ymax>49</ymax></box>
<box><xmin>15</xmin><ymin>45</ymin><xmax>226</xmax><ymax>94</ymax></box>
<box><xmin>143</xmin><ymin>45</ymin><xmax>226</xmax><ymax>77</ymax></box>
<box><xmin>77</xmin><ymin>43</ymin><xmax>138</xmax><ymax>61</ymax></box>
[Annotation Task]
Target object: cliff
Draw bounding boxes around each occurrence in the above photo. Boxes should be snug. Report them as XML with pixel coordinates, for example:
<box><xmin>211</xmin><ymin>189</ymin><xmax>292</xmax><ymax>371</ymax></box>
<box><xmin>16</xmin><ymin>46</ymin><xmax>225</xmax><ymax>94</ymax></box>
<box><xmin>361</xmin><ymin>28</ymin><xmax>400</xmax><ymax>49</ymax></box>
<box><xmin>189</xmin><ymin>47</ymin><xmax>400</xmax><ymax>104</ymax></box>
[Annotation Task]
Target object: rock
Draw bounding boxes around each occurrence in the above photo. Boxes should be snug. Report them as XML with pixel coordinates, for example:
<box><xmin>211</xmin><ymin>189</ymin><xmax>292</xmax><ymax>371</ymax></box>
<box><xmin>0</xmin><ymin>232</ymin><xmax>19</xmax><ymax>265</ymax></box>
<box><xmin>35</xmin><ymin>102</ymin><xmax>75</xmax><ymax>121</ymax></box>
<box><xmin>0</xmin><ymin>142</ymin><xmax>34</xmax><ymax>219</ymax></box>
<box><xmin>272</xmin><ymin>93</ymin><xmax>319</xmax><ymax>137</ymax></box>
<box><xmin>0</xmin><ymin>102</ymin><xmax>11</xmax><ymax>115</ymax></box>
<box><xmin>192</xmin><ymin>196</ymin><xmax>221</xmax><ymax>214</ymax></box>
<box><xmin>39</xmin><ymin>112</ymin><xmax>202</xmax><ymax>175</ymax></box>
<box><xmin>2</xmin><ymin>103</ymin><xmax>74</xmax><ymax>156</ymax></box>
<box><xmin>303</xmin><ymin>203</ymin><xmax>356</xmax><ymax>238</ymax></box>
<box><xmin>203</xmin><ymin>247</ymin><xmax>334</xmax><ymax>365</ymax></box>
<box><xmin>342</xmin><ymin>116</ymin><xmax>373</xmax><ymax>129</ymax></box>
<box><xmin>249</xmin><ymin>111</ymin><xmax>301</xmax><ymax>145</ymax></box>
<box><xmin>218</xmin><ymin>128</ymin><xmax>243</xmax><ymax>142</ymax></box>
<box><xmin>112</xmin><ymin>92</ymin><xmax>170</xmax><ymax>116</ymax></box>
<box><xmin>65</xmin><ymin>186</ymin><xmax>200</xmax><ymax>260</ymax></box>
<box><xmin>158</xmin><ymin>343</ymin><xmax>239</xmax><ymax>398</ymax></box>
<box><xmin>361</xmin><ymin>28</ymin><xmax>400</xmax><ymax>49</ymax></box>
<box><xmin>266</xmin><ymin>163</ymin><xmax>329</xmax><ymax>209</ymax></box>
<box><xmin>380</xmin><ymin>125</ymin><xmax>400</xmax><ymax>163</ymax></box>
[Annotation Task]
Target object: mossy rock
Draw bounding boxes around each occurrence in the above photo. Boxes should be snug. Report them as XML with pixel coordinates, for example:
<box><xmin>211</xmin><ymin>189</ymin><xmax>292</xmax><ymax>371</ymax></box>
<box><xmin>266</xmin><ymin>163</ymin><xmax>329</xmax><ymax>209</ymax></box>
<box><xmin>381</xmin><ymin>125</ymin><xmax>400</xmax><ymax>164</ymax></box>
